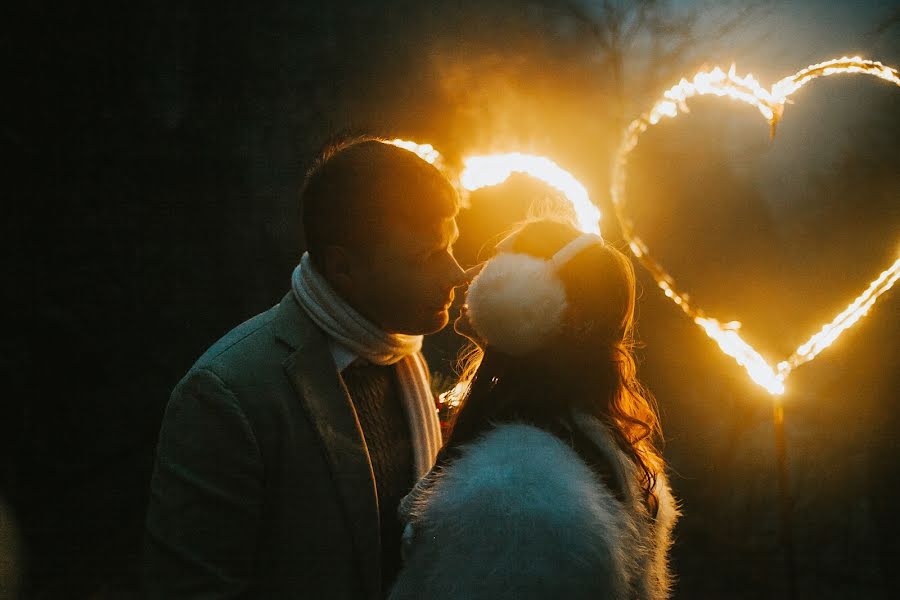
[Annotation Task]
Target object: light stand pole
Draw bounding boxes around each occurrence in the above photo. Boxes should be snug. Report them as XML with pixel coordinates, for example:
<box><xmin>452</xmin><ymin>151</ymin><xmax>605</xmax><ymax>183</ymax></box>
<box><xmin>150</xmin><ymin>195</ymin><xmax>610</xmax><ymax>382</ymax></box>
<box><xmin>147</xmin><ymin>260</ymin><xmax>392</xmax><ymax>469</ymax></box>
<box><xmin>773</xmin><ymin>399</ymin><xmax>797</xmax><ymax>600</ymax></box>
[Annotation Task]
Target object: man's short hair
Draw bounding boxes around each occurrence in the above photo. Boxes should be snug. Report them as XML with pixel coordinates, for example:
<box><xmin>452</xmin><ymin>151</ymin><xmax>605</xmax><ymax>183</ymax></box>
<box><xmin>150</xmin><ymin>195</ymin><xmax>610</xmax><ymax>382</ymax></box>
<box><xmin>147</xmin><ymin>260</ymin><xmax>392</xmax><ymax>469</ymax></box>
<box><xmin>301</xmin><ymin>136</ymin><xmax>458</xmax><ymax>267</ymax></box>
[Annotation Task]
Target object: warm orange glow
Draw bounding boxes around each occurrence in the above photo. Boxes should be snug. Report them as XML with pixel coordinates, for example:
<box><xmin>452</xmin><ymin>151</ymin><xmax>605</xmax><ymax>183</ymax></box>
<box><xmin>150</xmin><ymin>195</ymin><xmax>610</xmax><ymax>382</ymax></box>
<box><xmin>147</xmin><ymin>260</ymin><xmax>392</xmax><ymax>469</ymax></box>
<box><xmin>771</xmin><ymin>57</ymin><xmax>900</xmax><ymax>107</ymax></box>
<box><xmin>694</xmin><ymin>317</ymin><xmax>785</xmax><ymax>395</ymax></box>
<box><xmin>387</xmin><ymin>140</ymin><xmax>602</xmax><ymax>234</ymax></box>
<box><xmin>612</xmin><ymin>57</ymin><xmax>900</xmax><ymax>396</ymax></box>
<box><xmin>438</xmin><ymin>381</ymin><xmax>469</xmax><ymax>409</ymax></box>
<box><xmin>777</xmin><ymin>258</ymin><xmax>900</xmax><ymax>378</ymax></box>
<box><xmin>459</xmin><ymin>153</ymin><xmax>601</xmax><ymax>234</ymax></box>
<box><xmin>387</xmin><ymin>138</ymin><xmax>442</xmax><ymax>165</ymax></box>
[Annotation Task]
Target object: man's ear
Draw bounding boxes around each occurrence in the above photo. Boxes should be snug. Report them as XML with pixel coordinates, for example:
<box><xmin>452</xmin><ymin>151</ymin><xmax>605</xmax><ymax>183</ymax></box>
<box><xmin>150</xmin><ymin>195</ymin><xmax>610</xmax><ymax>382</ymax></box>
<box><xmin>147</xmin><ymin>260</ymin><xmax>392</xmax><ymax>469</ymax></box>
<box><xmin>321</xmin><ymin>245</ymin><xmax>354</xmax><ymax>297</ymax></box>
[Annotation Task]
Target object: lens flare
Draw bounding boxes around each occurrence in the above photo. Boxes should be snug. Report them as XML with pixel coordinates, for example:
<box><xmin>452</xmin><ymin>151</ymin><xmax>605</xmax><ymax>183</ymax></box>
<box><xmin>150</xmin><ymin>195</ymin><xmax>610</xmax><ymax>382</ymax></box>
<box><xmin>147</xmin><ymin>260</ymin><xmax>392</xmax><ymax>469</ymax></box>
<box><xmin>611</xmin><ymin>57</ymin><xmax>900</xmax><ymax>395</ymax></box>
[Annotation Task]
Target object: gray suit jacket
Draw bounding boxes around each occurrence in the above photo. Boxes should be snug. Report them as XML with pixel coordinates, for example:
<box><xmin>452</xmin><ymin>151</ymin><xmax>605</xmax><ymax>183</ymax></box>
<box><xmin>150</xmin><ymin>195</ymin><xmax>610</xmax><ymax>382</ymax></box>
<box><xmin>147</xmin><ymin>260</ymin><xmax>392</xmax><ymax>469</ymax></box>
<box><xmin>144</xmin><ymin>292</ymin><xmax>390</xmax><ymax>599</ymax></box>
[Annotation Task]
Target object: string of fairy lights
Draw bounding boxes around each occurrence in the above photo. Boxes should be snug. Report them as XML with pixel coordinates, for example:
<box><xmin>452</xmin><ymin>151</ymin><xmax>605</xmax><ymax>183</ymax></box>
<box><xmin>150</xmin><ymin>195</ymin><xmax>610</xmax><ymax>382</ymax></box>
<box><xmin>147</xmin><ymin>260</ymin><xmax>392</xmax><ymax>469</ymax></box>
<box><xmin>389</xmin><ymin>56</ymin><xmax>899</xmax><ymax>397</ymax></box>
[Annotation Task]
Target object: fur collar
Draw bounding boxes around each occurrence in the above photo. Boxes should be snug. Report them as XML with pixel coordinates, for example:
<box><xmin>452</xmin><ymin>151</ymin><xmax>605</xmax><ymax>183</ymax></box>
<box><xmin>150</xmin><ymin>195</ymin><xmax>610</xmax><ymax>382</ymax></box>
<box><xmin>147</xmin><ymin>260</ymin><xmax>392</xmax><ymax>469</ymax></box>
<box><xmin>390</xmin><ymin>414</ymin><xmax>679</xmax><ymax>600</ymax></box>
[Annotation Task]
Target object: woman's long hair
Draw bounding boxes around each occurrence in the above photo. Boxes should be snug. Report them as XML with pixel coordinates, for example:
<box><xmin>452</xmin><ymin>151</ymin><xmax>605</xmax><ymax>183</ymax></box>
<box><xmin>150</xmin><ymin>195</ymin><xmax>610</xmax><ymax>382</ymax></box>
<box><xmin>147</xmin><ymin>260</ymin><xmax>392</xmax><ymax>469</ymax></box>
<box><xmin>443</xmin><ymin>219</ymin><xmax>664</xmax><ymax>514</ymax></box>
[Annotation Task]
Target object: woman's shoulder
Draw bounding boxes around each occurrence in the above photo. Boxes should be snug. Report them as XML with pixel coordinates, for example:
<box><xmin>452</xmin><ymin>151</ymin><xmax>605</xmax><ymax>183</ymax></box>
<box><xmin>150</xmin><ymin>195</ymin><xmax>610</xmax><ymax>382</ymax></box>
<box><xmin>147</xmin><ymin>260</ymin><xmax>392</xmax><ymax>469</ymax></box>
<box><xmin>408</xmin><ymin>414</ymin><xmax>678</xmax><ymax>545</ymax></box>
<box><xmin>393</xmin><ymin>417</ymin><xmax>679</xmax><ymax>600</ymax></box>
<box><xmin>407</xmin><ymin>420</ymin><xmax>629</xmax><ymax>546</ymax></box>
<box><xmin>393</xmin><ymin>422</ymin><xmax>634</xmax><ymax>599</ymax></box>
<box><xmin>441</xmin><ymin>422</ymin><xmax>608</xmax><ymax>493</ymax></box>
<box><xmin>568</xmin><ymin>411</ymin><xmax>678</xmax><ymax>516</ymax></box>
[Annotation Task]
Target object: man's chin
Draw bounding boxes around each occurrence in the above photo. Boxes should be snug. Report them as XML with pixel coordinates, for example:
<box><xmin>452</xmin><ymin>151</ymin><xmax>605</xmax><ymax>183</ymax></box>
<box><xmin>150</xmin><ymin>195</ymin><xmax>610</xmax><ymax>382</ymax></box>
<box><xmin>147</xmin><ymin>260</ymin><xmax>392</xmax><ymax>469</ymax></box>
<box><xmin>423</xmin><ymin>308</ymin><xmax>451</xmax><ymax>334</ymax></box>
<box><xmin>390</xmin><ymin>309</ymin><xmax>450</xmax><ymax>336</ymax></box>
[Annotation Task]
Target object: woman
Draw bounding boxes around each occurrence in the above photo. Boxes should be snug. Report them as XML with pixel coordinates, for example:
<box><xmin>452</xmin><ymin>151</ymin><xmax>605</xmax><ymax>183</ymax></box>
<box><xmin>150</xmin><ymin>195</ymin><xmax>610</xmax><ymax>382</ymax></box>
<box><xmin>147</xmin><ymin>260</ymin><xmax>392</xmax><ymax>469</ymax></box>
<box><xmin>389</xmin><ymin>219</ymin><xmax>679</xmax><ymax>600</ymax></box>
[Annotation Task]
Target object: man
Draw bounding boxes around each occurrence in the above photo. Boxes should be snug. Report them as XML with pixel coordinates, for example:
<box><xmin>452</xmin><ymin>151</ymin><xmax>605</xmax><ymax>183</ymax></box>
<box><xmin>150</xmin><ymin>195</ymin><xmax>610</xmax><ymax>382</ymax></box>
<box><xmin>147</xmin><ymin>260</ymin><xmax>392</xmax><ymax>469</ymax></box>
<box><xmin>144</xmin><ymin>137</ymin><xmax>469</xmax><ymax>598</ymax></box>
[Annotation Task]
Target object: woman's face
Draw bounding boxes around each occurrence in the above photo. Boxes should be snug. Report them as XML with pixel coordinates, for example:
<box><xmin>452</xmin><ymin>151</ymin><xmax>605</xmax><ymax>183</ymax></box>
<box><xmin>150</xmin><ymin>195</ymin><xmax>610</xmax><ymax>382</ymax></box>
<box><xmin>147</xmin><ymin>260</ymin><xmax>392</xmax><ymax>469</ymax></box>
<box><xmin>453</xmin><ymin>302</ymin><xmax>481</xmax><ymax>345</ymax></box>
<box><xmin>454</xmin><ymin>231</ymin><xmax>518</xmax><ymax>346</ymax></box>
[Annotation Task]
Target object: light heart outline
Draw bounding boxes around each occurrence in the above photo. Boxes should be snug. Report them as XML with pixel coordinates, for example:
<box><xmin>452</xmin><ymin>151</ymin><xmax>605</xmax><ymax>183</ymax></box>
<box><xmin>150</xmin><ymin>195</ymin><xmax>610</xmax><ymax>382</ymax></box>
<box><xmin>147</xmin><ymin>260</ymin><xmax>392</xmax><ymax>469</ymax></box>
<box><xmin>610</xmin><ymin>57</ymin><xmax>900</xmax><ymax>395</ymax></box>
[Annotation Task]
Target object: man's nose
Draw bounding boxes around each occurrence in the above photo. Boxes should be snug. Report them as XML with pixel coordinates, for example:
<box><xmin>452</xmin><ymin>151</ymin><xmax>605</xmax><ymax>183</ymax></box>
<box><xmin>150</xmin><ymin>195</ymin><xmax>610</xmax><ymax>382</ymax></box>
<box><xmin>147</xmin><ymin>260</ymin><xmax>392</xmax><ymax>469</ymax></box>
<box><xmin>449</xmin><ymin>262</ymin><xmax>483</xmax><ymax>290</ymax></box>
<box><xmin>447</xmin><ymin>259</ymin><xmax>474</xmax><ymax>289</ymax></box>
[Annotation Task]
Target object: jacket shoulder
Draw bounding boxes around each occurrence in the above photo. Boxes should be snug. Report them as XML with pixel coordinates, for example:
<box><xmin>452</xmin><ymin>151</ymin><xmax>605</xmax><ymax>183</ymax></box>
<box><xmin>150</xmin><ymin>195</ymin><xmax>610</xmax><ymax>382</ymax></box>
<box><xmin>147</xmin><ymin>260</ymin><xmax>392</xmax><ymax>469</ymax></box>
<box><xmin>165</xmin><ymin>304</ymin><xmax>284</xmax><ymax>424</ymax></box>
<box><xmin>418</xmin><ymin>423</ymin><xmax>621</xmax><ymax>526</ymax></box>
<box><xmin>187</xmin><ymin>295</ymin><xmax>315</xmax><ymax>391</ymax></box>
<box><xmin>193</xmin><ymin>303</ymin><xmax>281</xmax><ymax>369</ymax></box>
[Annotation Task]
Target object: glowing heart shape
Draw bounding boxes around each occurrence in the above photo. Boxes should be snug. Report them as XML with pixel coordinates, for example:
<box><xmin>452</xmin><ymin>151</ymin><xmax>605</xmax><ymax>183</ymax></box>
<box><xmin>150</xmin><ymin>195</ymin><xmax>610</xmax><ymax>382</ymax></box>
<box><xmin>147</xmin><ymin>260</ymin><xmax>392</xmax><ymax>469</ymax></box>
<box><xmin>610</xmin><ymin>57</ymin><xmax>900</xmax><ymax>395</ymax></box>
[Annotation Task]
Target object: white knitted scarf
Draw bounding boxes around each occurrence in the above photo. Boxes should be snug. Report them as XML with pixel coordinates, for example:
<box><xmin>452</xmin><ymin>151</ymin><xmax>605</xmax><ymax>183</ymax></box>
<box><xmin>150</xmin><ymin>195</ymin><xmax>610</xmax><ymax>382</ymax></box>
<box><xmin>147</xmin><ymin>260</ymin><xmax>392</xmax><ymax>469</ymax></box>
<box><xmin>291</xmin><ymin>252</ymin><xmax>442</xmax><ymax>477</ymax></box>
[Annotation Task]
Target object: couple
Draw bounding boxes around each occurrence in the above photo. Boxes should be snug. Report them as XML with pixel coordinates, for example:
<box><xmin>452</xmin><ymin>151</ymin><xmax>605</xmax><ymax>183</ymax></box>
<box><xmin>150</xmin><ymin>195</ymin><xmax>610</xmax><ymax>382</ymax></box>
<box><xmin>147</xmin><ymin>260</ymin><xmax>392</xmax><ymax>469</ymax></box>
<box><xmin>144</xmin><ymin>137</ymin><xmax>678</xmax><ymax>599</ymax></box>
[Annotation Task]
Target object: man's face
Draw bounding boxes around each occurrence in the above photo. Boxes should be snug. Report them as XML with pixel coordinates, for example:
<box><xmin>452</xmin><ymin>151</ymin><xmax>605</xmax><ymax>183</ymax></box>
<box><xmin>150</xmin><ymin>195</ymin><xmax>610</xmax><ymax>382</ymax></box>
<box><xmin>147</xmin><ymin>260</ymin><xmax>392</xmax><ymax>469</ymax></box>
<box><xmin>348</xmin><ymin>214</ymin><xmax>467</xmax><ymax>335</ymax></box>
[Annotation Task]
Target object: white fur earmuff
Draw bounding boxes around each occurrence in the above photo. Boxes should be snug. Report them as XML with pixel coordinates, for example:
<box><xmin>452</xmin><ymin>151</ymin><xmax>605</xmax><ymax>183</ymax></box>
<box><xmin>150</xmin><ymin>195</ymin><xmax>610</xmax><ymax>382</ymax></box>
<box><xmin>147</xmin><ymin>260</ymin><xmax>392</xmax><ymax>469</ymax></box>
<box><xmin>466</xmin><ymin>233</ymin><xmax>604</xmax><ymax>356</ymax></box>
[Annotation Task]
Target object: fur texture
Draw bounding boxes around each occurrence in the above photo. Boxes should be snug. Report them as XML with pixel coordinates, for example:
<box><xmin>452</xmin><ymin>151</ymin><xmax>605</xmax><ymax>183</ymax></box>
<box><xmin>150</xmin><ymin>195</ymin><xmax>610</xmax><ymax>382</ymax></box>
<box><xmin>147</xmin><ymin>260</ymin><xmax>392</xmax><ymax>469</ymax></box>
<box><xmin>466</xmin><ymin>253</ymin><xmax>568</xmax><ymax>356</ymax></box>
<box><xmin>389</xmin><ymin>414</ymin><xmax>679</xmax><ymax>600</ymax></box>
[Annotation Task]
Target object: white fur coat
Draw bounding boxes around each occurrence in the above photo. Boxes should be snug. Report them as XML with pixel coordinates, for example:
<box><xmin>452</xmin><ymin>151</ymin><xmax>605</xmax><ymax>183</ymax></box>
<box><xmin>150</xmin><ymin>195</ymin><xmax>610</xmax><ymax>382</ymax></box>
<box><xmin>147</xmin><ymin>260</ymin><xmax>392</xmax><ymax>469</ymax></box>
<box><xmin>388</xmin><ymin>412</ymin><xmax>679</xmax><ymax>600</ymax></box>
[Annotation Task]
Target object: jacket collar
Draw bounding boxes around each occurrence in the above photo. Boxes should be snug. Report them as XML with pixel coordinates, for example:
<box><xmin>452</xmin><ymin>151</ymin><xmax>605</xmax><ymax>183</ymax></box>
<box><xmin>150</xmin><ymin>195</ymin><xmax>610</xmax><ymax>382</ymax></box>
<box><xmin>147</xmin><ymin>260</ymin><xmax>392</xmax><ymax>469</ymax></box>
<box><xmin>275</xmin><ymin>291</ymin><xmax>381</xmax><ymax>599</ymax></box>
<box><xmin>273</xmin><ymin>290</ymin><xmax>316</xmax><ymax>351</ymax></box>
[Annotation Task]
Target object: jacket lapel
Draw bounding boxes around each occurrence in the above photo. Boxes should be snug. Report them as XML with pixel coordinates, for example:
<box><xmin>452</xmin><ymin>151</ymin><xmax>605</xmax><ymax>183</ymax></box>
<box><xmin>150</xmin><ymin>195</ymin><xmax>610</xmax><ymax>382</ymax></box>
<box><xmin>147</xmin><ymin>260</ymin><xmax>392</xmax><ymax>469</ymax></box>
<box><xmin>274</xmin><ymin>292</ymin><xmax>381</xmax><ymax>600</ymax></box>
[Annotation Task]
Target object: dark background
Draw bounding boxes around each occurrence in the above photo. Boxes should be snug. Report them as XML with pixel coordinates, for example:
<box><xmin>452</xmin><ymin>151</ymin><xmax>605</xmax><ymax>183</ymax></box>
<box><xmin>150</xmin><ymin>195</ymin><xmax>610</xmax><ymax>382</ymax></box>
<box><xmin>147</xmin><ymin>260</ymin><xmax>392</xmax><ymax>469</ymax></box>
<box><xmin>5</xmin><ymin>1</ymin><xmax>899</xmax><ymax>598</ymax></box>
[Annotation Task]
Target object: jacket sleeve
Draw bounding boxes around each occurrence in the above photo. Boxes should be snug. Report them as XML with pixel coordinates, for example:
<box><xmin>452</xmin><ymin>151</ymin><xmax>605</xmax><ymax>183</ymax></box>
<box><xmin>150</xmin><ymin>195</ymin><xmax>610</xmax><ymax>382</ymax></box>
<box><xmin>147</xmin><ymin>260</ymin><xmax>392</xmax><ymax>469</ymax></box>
<box><xmin>144</xmin><ymin>368</ymin><xmax>264</xmax><ymax>599</ymax></box>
